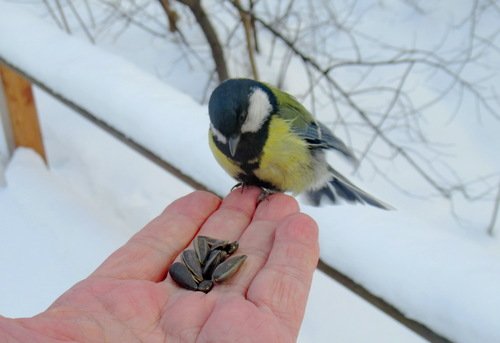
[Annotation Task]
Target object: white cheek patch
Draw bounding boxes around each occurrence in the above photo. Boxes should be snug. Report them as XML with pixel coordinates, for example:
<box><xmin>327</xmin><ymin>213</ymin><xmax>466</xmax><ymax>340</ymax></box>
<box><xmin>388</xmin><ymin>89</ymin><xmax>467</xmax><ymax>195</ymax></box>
<box><xmin>210</xmin><ymin>124</ymin><xmax>227</xmax><ymax>144</ymax></box>
<box><xmin>241</xmin><ymin>87</ymin><xmax>272</xmax><ymax>133</ymax></box>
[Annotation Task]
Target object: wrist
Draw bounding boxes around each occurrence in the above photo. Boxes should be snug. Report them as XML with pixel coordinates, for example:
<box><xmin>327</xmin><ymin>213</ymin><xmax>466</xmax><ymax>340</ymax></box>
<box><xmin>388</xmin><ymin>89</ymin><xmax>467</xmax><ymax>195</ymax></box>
<box><xmin>0</xmin><ymin>315</ymin><xmax>44</xmax><ymax>342</ymax></box>
<box><xmin>0</xmin><ymin>312</ymin><xmax>80</xmax><ymax>342</ymax></box>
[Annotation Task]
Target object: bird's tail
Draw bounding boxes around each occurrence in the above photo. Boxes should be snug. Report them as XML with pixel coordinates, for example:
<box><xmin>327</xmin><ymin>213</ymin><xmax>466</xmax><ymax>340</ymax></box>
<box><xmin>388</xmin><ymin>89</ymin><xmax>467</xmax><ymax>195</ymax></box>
<box><xmin>305</xmin><ymin>167</ymin><xmax>392</xmax><ymax>209</ymax></box>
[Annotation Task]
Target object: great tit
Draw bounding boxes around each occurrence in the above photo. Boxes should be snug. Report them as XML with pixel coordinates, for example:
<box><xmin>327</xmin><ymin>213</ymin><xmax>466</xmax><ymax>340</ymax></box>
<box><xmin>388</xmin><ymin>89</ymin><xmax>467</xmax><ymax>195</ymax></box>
<box><xmin>208</xmin><ymin>78</ymin><xmax>389</xmax><ymax>208</ymax></box>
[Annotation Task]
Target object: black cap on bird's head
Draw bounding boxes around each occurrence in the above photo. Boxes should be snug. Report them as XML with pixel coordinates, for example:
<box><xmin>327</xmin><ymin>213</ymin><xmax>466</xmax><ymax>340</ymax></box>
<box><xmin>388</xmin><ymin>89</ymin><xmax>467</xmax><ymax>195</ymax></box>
<box><xmin>208</xmin><ymin>78</ymin><xmax>277</xmax><ymax>156</ymax></box>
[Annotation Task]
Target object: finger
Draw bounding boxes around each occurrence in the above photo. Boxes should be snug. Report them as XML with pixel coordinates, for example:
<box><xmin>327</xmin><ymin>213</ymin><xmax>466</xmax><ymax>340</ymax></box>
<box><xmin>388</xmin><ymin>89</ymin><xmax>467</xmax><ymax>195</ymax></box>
<box><xmin>92</xmin><ymin>191</ymin><xmax>221</xmax><ymax>281</ymax></box>
<box><xmin>247</xmin><ymin>213</ymin><xmax>319</xmax><ymax>336</ymax></box>
<box><xmin>253</xmin><ymin>193</ymin><xmax>300</xmax><ymax>222</ymax></box>
<box><xmin>196</xmin><ymin>186</ymin><xmax>262</xmax><ymax>241</ymax></box>
<box><xmin>164</xmin><ymin>186</ymin><xmax>261</xmax><ymax>291</ymax></box>
<box><xmin>214</xmin><ymin>193</ymin><xmax>300</xmax><ymax>294</ymax></box>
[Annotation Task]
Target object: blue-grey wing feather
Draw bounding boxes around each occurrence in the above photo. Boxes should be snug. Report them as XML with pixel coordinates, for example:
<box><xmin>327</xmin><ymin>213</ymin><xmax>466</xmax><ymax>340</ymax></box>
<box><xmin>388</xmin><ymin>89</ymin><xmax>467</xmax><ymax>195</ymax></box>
<box><xmin>298</xmin><ymin>121</ymin><xmax>357</xmax><ymax>162</ymax></box>
<box><xmin>305</xmin><ymin>166</ymin><xmax>392</xmax><ymax>209</ymax></box>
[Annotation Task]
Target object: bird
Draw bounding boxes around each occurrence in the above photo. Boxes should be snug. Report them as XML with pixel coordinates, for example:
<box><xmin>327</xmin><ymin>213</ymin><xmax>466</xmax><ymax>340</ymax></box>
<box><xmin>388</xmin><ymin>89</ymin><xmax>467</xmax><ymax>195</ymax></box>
<box><xmin>207</xmin><ymin>78</ymin><xmax>389</xmax><ymax>209</ymax></box>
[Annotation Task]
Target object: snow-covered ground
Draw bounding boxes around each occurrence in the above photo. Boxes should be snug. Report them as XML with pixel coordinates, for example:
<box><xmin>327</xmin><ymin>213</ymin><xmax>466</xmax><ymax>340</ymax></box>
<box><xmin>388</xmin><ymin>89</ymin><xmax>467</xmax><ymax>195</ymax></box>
<box><xmin>1</xmin><ymin>1</ymin><xmax>500</xmax><ymax>342</ymax></box>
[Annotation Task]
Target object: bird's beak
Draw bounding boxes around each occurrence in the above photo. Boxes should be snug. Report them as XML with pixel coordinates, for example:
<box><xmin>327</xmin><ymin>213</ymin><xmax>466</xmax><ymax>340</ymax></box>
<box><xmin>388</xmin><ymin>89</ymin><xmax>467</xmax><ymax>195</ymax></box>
<box><xmin>228</xmin><ymin>135</ymin><xmax>240</xmax><ymax>157</ymax></box>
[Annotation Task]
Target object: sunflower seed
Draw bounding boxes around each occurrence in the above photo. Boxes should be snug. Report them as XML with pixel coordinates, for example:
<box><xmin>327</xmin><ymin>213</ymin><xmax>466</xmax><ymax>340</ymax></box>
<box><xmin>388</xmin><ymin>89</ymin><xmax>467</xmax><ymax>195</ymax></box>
<box><xmin>198</xmin><ymin>235</ymin><xmax>227</xmax><ymax>248</ymax></box>
<box><xmin>169</xmin><ymin>262</ymin><xmax>198</xmax><ymax>290</ymax></box>
<box><xmin>203</xmin><ymin>249</ymin><xmax>228</xmax><ymax>279</ymax></box>
<box><xmin>197</xmin><ymin>280</ymin><xmax>214</xmax><ymax>293</ymax></box>
<box><xmin>181</xmin><ymin>249</ymin><xmax>203</xmax><ymax>282</ymax></box>
<box><xmin>194</xmin><ymin>236</ymin><xmax>209</xmax><ymax>264</ymax></box>
<box><xmin>212</xmin><ymin>255</ymin><xmax>247</xmax><ymax>283</ymax></box>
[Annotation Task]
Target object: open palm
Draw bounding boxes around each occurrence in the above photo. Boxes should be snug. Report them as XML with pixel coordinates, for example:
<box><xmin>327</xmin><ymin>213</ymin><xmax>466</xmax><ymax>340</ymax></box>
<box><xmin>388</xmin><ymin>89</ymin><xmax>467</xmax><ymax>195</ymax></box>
<box><xmin>33</xmin><ymin>188</ymin><xmax>319</xmax><ymax>342</ymax></box>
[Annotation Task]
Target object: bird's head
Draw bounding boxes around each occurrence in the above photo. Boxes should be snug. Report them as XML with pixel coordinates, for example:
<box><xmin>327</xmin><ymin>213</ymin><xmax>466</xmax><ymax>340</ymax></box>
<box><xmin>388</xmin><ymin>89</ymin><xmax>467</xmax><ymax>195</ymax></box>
<box><xmin>208</xmin><ymin>79</ymin><xmax>277</xmax><ymax>156</ymax></box>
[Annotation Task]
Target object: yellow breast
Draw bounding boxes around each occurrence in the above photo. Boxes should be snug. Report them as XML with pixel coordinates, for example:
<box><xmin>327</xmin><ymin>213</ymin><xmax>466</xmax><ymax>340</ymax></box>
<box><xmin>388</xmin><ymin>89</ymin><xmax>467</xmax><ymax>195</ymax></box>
<box><xmin>254</xmin><ymin>117</ymin><xmax>314</xmax><ymax>194</ymax></box>
<box><xmin>208</xmin><ymin>117</ymin><xmax>315</xmax><ymax>194</ymax></box>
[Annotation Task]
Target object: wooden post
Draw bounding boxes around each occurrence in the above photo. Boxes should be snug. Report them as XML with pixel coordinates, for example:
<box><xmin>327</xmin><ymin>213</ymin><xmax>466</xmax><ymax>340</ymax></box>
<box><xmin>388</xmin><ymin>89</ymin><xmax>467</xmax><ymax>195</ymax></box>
<box><xmin>0</xmin><ymin>63</ymin><xmax>46</xmax><ymax>162</ymax></box>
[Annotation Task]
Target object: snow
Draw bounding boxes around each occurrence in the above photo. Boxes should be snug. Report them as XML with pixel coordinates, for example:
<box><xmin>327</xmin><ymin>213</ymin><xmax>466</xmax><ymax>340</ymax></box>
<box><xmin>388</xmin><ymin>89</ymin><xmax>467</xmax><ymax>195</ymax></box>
<box><xmin>307</xmin><ymin>204</ymin><xmax>500</xmax><ymax>342</ymax></box>
<box><xmin>300</xmin><ymin>270</ymin><xmax>423</xmax><ymax>343</ymax></box>
<box><xmin>36</xmin><ymin>89</ymin><xmax>194</xmax><ymax>230</ymax></box>
<box><xmin>0</xmin><ymin>148</ymin><xmax>125</xmax><ymax>317</ymax></box>
<box><xmin>1</xmin><ymin>1</ymin><xmax>500</xmax><ymax>342</ymax></box>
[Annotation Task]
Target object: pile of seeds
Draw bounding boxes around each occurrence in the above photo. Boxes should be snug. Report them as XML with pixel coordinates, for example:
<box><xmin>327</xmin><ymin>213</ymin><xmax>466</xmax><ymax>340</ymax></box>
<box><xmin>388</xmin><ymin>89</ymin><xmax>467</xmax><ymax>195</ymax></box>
<box><xmin>169</xmin><ymin>235</ymin><xmax>247</xmax><ymax>293</ymax></box>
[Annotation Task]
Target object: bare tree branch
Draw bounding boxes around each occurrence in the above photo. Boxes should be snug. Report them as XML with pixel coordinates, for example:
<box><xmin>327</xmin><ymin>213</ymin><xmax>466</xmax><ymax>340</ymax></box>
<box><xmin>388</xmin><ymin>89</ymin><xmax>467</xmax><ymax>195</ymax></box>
<box><xmin>175</xmin><ymin>0</ymin><xmax>229</xmax><ymax>81</ymax></box>
<box><xmin>83</xmin><ymin>0</ymin><xmax>96</xmax><ymax>29</ymax></box>
<box><xmin>158</xmin><ymin>0</ymin><xmax>180</xmax><ymax>32</ymax></box>
<box><xmin>67</xmin><ymin>1</ymin><xmax>95</xmax><ymax>43</ymax></box>
<box><xmin>54</xmin><ymin>0</ymin><xmax>71</xmax><ymax>33</ymax></box>
<box><xmin>353</xmin><ymin>61</ymin><xmax>415</xmax><ymax>173</ymax></box>
<box><xmin>98</xmin><ymin>0</ymin><xmax>167</xmax><ymax>38</ymax></box>
<box><xmin>42</xmin><ymin>0</ymin><xmax>63</xmax><ymax>29</ymax></box>
<box><xmin>234</xmin><ymin>0</ymin><xmax>259</xmax><ymax>80</ymax></box>
<box><xmin>488</xmin><ymin>182</ymin><xmax>500</xmax><ymax>236</ymax></box>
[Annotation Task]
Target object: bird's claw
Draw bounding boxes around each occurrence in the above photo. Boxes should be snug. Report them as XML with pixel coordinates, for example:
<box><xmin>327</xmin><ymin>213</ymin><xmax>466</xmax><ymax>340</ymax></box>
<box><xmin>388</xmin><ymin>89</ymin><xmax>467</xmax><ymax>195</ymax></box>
<box><xmin>257</xmin><ymin>188</ymin><xmax>277</xmax><ymax>203</ymax></box>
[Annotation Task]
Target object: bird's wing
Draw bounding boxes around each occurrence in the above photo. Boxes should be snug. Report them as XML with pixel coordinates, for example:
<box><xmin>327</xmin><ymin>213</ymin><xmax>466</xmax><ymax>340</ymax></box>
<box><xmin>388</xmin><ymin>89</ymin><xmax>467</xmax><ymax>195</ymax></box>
<box><xmin>299</xmin><ymin>121</ymin><xmax>357</xmax><ymax>161</ymax></box>
<box><xmin>306</xmin><ymin>166</ymin><xmax>392</xmax><ymax>209</ymax></box>
<box><xmin>267</xmin><ymin>84</ymin><xmax>357</xmax><ymax>162</ymax></box>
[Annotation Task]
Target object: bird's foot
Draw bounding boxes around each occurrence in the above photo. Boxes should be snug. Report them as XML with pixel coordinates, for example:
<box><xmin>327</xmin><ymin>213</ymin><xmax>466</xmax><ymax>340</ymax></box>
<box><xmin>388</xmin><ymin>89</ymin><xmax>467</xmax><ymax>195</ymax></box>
<box><xmin>257</xmin><ymin>188</ymin><xmax>278</xmax><ymax>203</ymax></box>
<box><xmin>231</xmin><ymin>184</ymin><xmax>278</xmax><ymax>201</ymax></box>
<box><xmin>231</xmin><ymin>182</ymin><xmax>246</xmax><ymax>193</ymax></box>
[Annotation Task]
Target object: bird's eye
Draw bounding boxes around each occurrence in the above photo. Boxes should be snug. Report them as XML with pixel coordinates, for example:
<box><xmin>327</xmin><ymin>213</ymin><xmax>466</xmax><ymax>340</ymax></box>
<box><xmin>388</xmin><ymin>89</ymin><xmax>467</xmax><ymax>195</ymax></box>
<box><xmin>239</xmin><ymin>111</ymin><xmax>247</xmax><ymax>121</ymax></box>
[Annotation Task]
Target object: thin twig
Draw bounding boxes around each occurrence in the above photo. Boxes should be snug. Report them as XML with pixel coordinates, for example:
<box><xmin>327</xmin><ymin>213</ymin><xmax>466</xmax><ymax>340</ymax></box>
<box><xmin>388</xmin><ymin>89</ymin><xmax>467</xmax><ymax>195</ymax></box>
<box><xmin>354</xmin><ymin>62</ymin><xmax>414</xmax><ymax>173</ymax></box>
<box><xmin>55</xmin><ymin>0</ymin><xmax>71</xmax><ymax>33</ymax></box>
<box><xmin>176</xmin><ymin>0</ymin><xmax>229</xmax><ymax>81</ymax></box>
<box><xmin>487</xmin><ymin>181</ymin><xmax>500</xmax><ymax>236</ymax></box>
<box><xmin>42</xmin><ymin>0</ymin><xmax>63</xmax><ymax>29</ymax></box>
<box><xmin>235</xmin><ymin>0</ymin><xmax>259</xmax><ymax>80</ymax></box>
<box><xmin>98</xmin><ymin>0</ymin><xmax>167</xmax><ymax>38</ymax></box>
<box><xmin>67</xmin><ymin>1</ymin><xmax>96</xmax><ymax>43</ymax></box>
<box><xmin>158</xmin><ymin>0</ymin><xmax>180</xmax><ymax>32</ymax></box>
<box><xmin>83</xmin><ymin>0</ymin><xmax>96</xmax><ymax>29</ymax></box>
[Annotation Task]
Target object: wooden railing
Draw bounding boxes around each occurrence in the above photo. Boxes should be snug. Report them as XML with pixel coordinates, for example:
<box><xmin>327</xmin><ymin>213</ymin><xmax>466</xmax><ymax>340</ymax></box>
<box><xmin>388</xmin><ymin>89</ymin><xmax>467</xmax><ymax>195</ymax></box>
<box><xmin>0</xmin><ymin>59</ymin><xmax>452</xmax><ymax>343</ymax></box>
<box><xmin>0</xmin><ymin>63</ymin><xmax>46</xmax><ymax>162</ymax></box>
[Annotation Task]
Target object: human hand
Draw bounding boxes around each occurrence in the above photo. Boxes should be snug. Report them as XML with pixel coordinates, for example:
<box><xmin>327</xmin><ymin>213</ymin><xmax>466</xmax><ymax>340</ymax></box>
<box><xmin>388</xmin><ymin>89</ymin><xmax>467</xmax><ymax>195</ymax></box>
<box><xmin>6</xmin><ymin>188</ymin><xmax>319</xmax><ymax>342</ymax></box>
